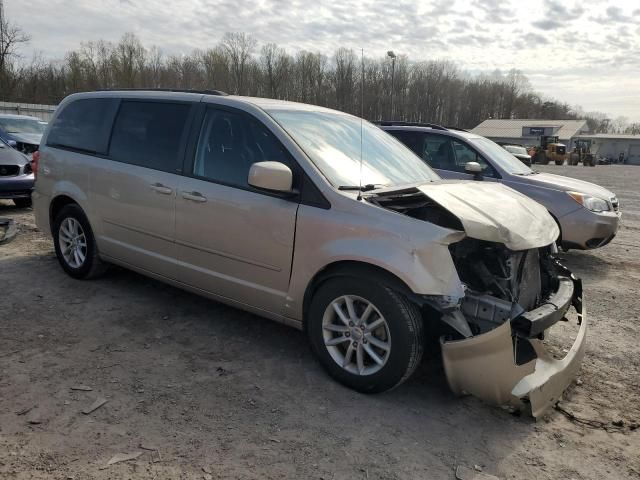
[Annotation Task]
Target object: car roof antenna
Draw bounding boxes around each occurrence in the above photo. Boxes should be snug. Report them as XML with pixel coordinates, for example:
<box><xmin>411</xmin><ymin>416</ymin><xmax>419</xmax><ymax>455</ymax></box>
<box><xmin>357</xmin><ymin>48</ymin><xmax>365</xmax><ymax>201</ymax></box>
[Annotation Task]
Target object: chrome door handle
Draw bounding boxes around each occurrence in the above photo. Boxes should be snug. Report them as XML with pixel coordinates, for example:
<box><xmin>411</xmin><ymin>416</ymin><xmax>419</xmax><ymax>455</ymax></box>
<box><xmin>182</xmin><ymin>191</ymin><xmax>207</xmax><ymax>203</ymax></box>
<box><xmin>150</xmin><ymin>183</ymin><xmax>173</xmax><ymax>195</ymax></box>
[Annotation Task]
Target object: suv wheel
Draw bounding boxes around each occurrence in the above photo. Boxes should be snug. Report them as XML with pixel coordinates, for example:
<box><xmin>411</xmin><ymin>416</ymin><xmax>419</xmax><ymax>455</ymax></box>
<box><xmin>53</xmin><ymin>204</ymin><xmax>107</xmax><ymax>279</ymax></box>
<box><xmin>308</xmin><ymin>277</ymin><xmax>424</xmax><ymax>393</ymax></box>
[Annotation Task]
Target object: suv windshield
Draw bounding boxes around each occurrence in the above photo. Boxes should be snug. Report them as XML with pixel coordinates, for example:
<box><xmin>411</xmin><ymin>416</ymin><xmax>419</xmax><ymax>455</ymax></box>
<box><xmin>504</xmin><ymin>145</ymin><xmax>528</xmax><ymax>156</ymax></box>
<box><xmin>267</xmin><ymin>109</ymin><xmax>439</xmax><ymax>188</ymax></box>
<box><xmin>470</xmin><ymin>137</ymin><xmax>533</xmax><ymax>175</ymax></box>
<box><xmin>0</xmin><ymin>117</ymin><xmax>45</xmax><ymax>135</ymax></box>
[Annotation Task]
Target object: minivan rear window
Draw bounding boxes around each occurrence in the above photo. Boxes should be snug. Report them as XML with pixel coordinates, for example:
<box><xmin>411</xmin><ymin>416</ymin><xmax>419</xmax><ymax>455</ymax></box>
<box><xmin>47</xmin><ymin>98</ymin><xmax>119</xmax><ymax>154</ymax></box>
<box><xmin>109</xmin><ymin>101</ymin><xmax>191</xmax><ymax>173</ymax></box>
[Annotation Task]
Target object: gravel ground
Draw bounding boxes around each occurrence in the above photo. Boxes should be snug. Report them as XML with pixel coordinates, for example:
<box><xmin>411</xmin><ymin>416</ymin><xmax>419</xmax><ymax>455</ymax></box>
<box><xmin>1</xmin><ymin>164</ymin><xmax>639</xmax><ymax>479</ymax></box>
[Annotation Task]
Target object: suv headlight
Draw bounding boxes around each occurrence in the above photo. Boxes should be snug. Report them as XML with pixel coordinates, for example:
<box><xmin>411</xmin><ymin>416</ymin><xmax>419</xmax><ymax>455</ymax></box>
<box><xmin>567</xmin><ymin>191</ymin><xmax>610</xmax><ymax>212</ymax></box>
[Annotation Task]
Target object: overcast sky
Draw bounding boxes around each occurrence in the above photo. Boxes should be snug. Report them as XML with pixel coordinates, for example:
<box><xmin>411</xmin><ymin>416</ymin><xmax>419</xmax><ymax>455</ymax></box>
<box><xmin>7</xmin><ymin>0</ymin><xmax>640</xmax><ymax>121</ymax></box>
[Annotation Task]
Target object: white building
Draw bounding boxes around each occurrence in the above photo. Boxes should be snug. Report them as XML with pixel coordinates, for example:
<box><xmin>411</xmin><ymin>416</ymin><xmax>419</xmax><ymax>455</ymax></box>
<box><xmin>574</xmin><ymin>134</ymin><xmax>640</xmax><ymax>165</ymax></box>
<box><xmin>471</xmin><ymin>119</ymin><xmax>590</xmax><ymax>150</ymax></box>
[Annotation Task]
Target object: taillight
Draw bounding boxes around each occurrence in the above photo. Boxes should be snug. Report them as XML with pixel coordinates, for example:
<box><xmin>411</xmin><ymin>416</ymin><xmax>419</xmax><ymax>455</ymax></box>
<box><xmin>31</xmin><ymin>150</ymin><xmax>40</xmax><ymax>179</ymax></box>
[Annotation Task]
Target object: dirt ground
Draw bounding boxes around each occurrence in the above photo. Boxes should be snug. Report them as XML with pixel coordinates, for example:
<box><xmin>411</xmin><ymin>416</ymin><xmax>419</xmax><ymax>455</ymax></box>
<box><xmin>1</xmin><ymin>164</ymin><xmax>639</xmax><ymax>480</ymax></box>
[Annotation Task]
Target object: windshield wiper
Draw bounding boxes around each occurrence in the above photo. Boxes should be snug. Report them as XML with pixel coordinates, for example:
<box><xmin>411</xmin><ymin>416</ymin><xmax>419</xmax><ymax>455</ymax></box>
<box><xmin>338</xmin><ymin>184</ymin><xmax>384</xmax><ymax>192</ymax></box>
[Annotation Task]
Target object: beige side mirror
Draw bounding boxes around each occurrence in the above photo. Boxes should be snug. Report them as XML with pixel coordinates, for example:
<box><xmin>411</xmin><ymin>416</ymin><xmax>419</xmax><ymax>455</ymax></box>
<box><xmin>248</xmin><ymin>161</ymin><xmax>293</xmax><ymax>192</ymax></box>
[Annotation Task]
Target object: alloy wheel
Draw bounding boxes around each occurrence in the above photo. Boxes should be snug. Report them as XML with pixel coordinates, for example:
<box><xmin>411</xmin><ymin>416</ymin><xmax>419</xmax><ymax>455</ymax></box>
<box><xmin>322</xmin><ymin>295</ymin><xmax>392</xmax><ymax>376</ymax></box>
<box><xmin>58</xmin><ymin>217</ymin><xmax>87</xmax><ymax>269</ymax></box>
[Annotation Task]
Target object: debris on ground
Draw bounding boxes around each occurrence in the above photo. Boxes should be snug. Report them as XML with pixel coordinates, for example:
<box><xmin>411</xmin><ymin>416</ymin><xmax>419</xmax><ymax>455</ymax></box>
<box><xmin>70</xmin><ymin>385</ymin><xmax>93</xmax><ymax>391</ymax></box>
<box><xmin>15</xmin><ymin>405</ymin><xmax>36</xmax><ymax>416</ymax></box>
<box><xmin>82</xmin><ymin>398</ymin><xmax>108</xmax><ymax>415</ymax></box>
<box><xmin>0</xmin><ymin>218</ymin><xmax>17</xmax><ymax>245</ymax></box>
<box><xmin>103</xmin><ymin>451</ymin><xmax>143</xmax><ymax>467</ymax></box>
<box><xmin>555</xmin><ymin>404</ymin><xmax>628</xmax><ymax>431</ymax></box>
<box><xmin>139</xmin><ymin>444</ymin><xmax>161</xmax><ymax>462</ymax></box>
<box><xmin>455</xmin><ymin>465</ymin><xmax>501</xmax><ymax>480</ymax></box>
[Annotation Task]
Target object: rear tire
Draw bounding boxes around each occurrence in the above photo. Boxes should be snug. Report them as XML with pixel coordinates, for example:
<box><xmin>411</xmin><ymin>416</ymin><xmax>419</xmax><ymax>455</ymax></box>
<box><xmin>13</xmin><ymin>197</ymin><xmax>32</xmax><ymax>208</ymax></box>
<box><xmin>307</xmin><ymin>277</ymin><xmax>424</xmax><ymax>393</ymax></box>
<box><xmin>53</xmin><ymin>204</ymin><xmax>107</xmax><ymax>279</ymax></box>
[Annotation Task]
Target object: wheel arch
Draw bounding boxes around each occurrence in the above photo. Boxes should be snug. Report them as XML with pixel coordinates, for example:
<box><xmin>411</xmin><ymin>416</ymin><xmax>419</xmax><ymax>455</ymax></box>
<box><xmin>302</xmin><ymin>260</ymin><xmax>417</xmax><ymax>330</ymax></box>
<box><xmin>49</xmin><ymin>194</ymin><xmax>81</xmax><ymax>235</ymax></box>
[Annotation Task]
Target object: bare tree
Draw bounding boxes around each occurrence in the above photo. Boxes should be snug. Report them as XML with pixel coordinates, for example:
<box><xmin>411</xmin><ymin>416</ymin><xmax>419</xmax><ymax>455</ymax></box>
<box><xmin>221</xmin><ymin>32</ymin><xmax>256</xmax><ymax>95</ymax></box>
<box><xmin>0</xmin><ymin>0</ymin><xmax>31</xmax><ymax>97</ymax></box>
<box><xmin>1</xmin><ymin>29</ymin><xmax>600</xmax><ymax>130</ymax></box>
<box><xmin>260</xmin><ymin>43</ymin><xmax>290</xmax><ymax>98</ymax></box>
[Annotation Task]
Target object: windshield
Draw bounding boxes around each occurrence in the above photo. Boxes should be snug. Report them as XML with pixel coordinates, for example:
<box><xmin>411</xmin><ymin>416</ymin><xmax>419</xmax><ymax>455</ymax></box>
<box><xmin>504</xmin><ymin>145</ymin><xmax>528</xmax><ymax>156</ymax></box>
<box><xmin>267</xmin><ymin>109</ymin><xmax>439</xmax><ymax>188</ymax></box>
<box><xmin>0</xmin><ymin>118</ymin><xmax>45</xmax><ymax>135</ymax></box>
<box><xmin>470</xmin><ymin>137</ymin><xmax>533</xmax><ymax>175</ymax></box>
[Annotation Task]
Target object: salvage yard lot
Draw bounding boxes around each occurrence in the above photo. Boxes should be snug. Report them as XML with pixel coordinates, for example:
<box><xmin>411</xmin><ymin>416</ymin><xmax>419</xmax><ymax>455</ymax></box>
<box><xmin>1</xmin><ymin>165</ymin><xmax>639</xmax><ymax>480</ymax></box>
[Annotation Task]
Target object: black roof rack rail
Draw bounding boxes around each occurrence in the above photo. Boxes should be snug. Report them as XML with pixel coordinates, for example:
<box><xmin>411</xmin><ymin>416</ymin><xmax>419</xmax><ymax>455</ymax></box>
<box><xmin>95</xmin><ymin>88</ymin><xmax>228</xmax><ymax>96</ymax></box>
<box><xmin>445</xmin><ymin>126</ymin><xmax>470</xmax><ymax>132</ymax></box>
<box><xmin>373</xmin><ymin>121</ymin><xmax>448</xmax><ymax>131</ymax></box>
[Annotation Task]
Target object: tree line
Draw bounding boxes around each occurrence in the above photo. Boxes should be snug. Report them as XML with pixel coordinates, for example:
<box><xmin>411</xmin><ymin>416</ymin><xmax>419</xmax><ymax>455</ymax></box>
<box><xmin>0</xmin><ymin>24</ymin><xmax>637</xmax><ymax>133</ymax></box>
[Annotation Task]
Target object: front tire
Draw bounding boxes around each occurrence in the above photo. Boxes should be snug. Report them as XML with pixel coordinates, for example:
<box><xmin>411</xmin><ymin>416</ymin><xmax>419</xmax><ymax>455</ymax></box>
<box><xmin>53</xmin><ymin>204</ymin><xmax>107</xmax><ymax>279</ymax></box>
<box><xmin>308</xmin><ymin>277</ymin><xmax>424</xmax><ymax>393</ymax></box>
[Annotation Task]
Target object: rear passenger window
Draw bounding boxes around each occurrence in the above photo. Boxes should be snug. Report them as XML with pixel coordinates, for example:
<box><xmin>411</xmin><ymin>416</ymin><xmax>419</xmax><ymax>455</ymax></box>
<box><xmin>109</xmin><ymin>101</ymin><xmax>191</xmax><ymax>173</ymax></box>
<box><xmin>47</xmin><ymin>98</ymin><xmax>118</xmax><ymax>154</ymax></box>
<box><xmin>193</xmin><ymin>108</ymin><xmax>294</xmax><ymax>188</ymax></box>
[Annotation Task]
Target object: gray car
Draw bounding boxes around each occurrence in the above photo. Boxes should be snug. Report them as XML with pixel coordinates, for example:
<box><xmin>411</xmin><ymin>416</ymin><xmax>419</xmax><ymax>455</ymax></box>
<box><xmin>381</xmin><ymin>123</ymin><xmax>621</xmax><ymax>250</ymax></box>
<box><xmin>33</xmin><ymin>91</ymin><xmax>587</xmax><ymax>418</ymax></box>
<box><xmin>0</xmin><ymin>137</ymin><xmax>34</xmax><ymax>207</ymax></box>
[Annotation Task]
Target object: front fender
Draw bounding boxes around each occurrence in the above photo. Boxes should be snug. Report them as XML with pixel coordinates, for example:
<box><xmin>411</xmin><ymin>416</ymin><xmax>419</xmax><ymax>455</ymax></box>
<box><xmin>286</xmin><ymin>203</ymin><xmax>465</xmax><ymax>321</ymax></box>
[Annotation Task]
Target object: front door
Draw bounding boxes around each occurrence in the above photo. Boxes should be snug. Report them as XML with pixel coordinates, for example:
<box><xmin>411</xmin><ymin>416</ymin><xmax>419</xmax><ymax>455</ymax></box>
<box><xmin>174</xmin><ymin>106</ymin><xmax>299</xmax><ymax>315</ymax></box>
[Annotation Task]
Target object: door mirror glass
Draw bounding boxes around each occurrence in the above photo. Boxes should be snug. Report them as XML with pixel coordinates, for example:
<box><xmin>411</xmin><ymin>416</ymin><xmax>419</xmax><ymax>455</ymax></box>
<box><xmin>248</xmin><ymin>161</ymin><xmax>293</xmax><ymax>192</ymax></box>
<box><xmin>7</xmin><ymin>139</ymin><xmax>17</xmax><ymax>148</ymax></box>
<box><xmin>464</xmin><ymin>161</ymin><xmax>482</xmax><ymax>173</ymax></box>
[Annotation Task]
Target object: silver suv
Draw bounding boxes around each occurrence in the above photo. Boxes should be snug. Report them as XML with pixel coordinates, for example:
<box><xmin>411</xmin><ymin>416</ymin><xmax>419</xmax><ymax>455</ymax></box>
<box><xmin>380</xmin><ymin>122</ymin><xmax>621</xmax><ymax>250</ymax></box>
<box><xmin>34</xmin><ymin>91</ymin><xmax>586</xmax><ymax>417</ymax></box>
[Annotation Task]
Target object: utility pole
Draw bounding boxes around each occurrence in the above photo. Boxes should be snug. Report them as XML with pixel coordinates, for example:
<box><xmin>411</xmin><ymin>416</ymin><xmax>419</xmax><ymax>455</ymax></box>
<box><xmin>387</xmin><ymin>51</ymin><xmax>396</xmax><ymax>119</ymax></box>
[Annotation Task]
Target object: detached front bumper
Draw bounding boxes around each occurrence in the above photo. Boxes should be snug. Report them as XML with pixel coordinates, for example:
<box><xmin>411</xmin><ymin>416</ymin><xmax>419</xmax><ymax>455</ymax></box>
<box><xmin>440</xmin><ymin>276</ymin><xmax>586</xmax><ymax>419</ymax></box>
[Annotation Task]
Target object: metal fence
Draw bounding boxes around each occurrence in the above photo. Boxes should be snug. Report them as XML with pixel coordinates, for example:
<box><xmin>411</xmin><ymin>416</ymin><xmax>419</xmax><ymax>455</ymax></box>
<box><xmin>0</xmin><ymin>101</ymin><xmax>57</xmax><ymax>122</ymax></box>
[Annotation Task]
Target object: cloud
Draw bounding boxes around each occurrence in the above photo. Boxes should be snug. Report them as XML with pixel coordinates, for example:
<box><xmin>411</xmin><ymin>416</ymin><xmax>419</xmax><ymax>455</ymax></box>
<box><xmin>543</xmin><ymin>0</ymin><xmax>584</xmax><ymax>20</ymax></box>
<box><xmin>532</xmin><ymin>19</ymin><xmax>563</xmax><ymax>30</ymax></box>
<box><xmin>605</xmin><ymin>6</ymin><xmax>632</xmax><ymax>22</ymax></box>
<box><xmin>590</xmin><ymin>5</ymin><xmax>634</xmax><ymax>24</ymax></box>
<box><xmin>527</xmin><ymin>33</ymin><xmax>550</xmax><ymax>45</ymax></box>
<box><xmin>472</xmin><ymin>0</ymin><xmax>516</xmax><ymax>24</ymax></box>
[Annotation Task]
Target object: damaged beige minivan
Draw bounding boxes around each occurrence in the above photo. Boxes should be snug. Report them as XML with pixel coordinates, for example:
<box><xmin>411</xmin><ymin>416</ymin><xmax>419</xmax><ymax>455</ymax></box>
<box><xmin>34</xmin><ymin>91</ymin><xmax>585</xmax><ymax>418</ymax></box>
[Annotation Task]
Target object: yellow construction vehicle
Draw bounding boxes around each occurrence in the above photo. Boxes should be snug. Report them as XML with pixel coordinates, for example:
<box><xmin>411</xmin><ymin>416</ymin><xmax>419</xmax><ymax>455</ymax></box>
<box><xmin>532</xmin><ymin>135</ymin><xmax>568</xmax><ymax>165</ymax></box>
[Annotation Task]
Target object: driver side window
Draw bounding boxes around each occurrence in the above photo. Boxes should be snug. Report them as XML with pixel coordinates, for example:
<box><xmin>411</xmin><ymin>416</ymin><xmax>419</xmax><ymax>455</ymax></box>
<box><xmin>193</xmin><ymin>108</ymin><xmax>294</xmax><ymax>188</ymax></box>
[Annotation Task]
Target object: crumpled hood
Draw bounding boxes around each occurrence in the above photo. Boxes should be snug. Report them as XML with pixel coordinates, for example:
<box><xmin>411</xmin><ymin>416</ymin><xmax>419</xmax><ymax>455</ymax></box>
<box><xmin>519</xmin><ymin>172</ymin><xmax>615</xmax><ymax>200</ymax></box>
<box><xmin>418</xmin><ymin>181</ymin><xmax>559</xmax><ymax>251</ymax></box>
<box><xmin>7</xmin><ymin>132</ymin><xmax>42</xmax><ymax>146</ymax></box>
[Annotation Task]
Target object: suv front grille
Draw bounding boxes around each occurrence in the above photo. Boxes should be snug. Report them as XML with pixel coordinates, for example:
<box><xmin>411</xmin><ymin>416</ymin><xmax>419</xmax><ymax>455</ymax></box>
<box><xmin>0</xmin><ymin>165</ymin><xmax>19</xmax><ymax>176</ymax></box>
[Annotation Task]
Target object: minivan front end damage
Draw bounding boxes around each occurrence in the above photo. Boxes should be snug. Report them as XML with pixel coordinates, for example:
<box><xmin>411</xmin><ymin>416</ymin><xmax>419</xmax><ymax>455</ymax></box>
<box><xmin>367</xmin><ymin>183</ymin><xmax>585</xmax><ymax>418</ymax></box>
<box><xmin>439</xmin><ymin>245</ymin><xmax>586</xmax><ymax>419</ymax></box>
